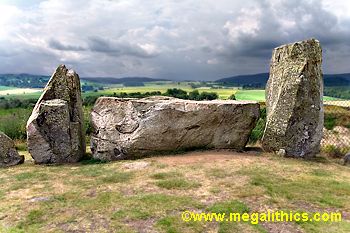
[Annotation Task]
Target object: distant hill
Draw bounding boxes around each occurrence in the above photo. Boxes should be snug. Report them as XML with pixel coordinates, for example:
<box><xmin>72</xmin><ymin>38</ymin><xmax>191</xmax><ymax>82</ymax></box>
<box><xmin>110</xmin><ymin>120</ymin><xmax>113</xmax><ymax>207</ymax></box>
<box><xmin>1</xmin><ymin>72</ymin><xmax>349</xmax><ymax>89</ymax></box>
<box><xmin>216</xmin><ymin>73</ymin><xmax>350</xmax><ymax>87</ymax></box>
<box><xmin>216</xmin><ymin>73</ymin><xmax>269</xmax><ymax>88</ymax></box>
<box><xmin>323</xmin><ymin>74</ymin><xmax>350</xmax><ymax>86</ymax></box>
<box><xmin>82</xmin><ymin>77</ymin><xmax>168</xmax><ymax>86</ymax></box>
<box><xmin>0</xmin><ymin>73</ymin><xmax>50</xmax><ymax>88</ymax></box>
<box><xmin>0</xmin><ymin>74</ymin><xmax>168</xmax><ymax>89</ymax></box>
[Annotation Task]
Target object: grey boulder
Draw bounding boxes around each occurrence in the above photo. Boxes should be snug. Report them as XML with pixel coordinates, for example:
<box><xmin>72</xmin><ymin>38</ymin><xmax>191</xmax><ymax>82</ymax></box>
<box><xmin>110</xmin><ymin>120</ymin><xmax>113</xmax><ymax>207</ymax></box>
<box><xmin>90</xmin><ymin>96</ymin><xmax>260</xmax><ymax>161</ymax></box>
<box><xmin>261</xmin><ymin>39</ymin><xmax>324</xmax><ymax>158</ymax></box>
<box><xmin>0</xmin><ymin>132</ymin><xmax>24</xmax><ymax>167</ymax></box>
<box><xmin>26</xmin><ymin>65</ymin><xmax>85</xmax><ymax>164</ymax></box>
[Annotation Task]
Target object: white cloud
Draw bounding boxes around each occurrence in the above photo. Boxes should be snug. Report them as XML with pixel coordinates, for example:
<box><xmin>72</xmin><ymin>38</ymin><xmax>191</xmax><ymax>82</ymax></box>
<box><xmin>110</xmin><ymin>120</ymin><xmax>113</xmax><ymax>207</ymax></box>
<box><xmin>0</xmin><ymin>5</ymin><xmax>22</xmax><ymax>38</ymax></box>
<box><xmin>224</xmin><ymin>8</ymin><xmax>261</xmax><ymax>41</ymax></box>
<box><xmin>207</xmin><ymin>58</ymin><xmax>219</xmax><ymax>65</ymax></box>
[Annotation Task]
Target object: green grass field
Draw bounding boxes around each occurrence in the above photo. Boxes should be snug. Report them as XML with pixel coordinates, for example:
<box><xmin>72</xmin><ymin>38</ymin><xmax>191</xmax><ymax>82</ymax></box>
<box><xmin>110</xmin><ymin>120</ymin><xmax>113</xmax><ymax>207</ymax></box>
<box><xmin>1</xmin><ymin>83</ymin><xmax>344</xmax><ymax>103</ymax></box>
<box><xmin>0</xmin><ymin>86</ymin><xmax>15</xmax><ymax>91</ymax></box>
<box><xmin>0</xmin><ymin>150</ymin><xmax>349</xmax><ymax>232</ymax></box>
<box><xmin>0</xmin><ymin>87</ymin><xmax>41</xmax><ymax>96</ymax></box>
<box><xmin>234</xmin><ymin>90</ymin><xmax>341</xmax><ymax>102</ymax></box>
<box><xmin>234</xmin><ymin>90</ymin><xmax>265</xmax><ymax>101</ymax></box>
<box><xmin>92</xmin><ymin>82</ymin><xmax>238</xmax><ymax>100</ymax></box>
<box><xmin>0</xmin><ymin>82</ymin><xmax>238</xmax><ymax>100</ymax></box>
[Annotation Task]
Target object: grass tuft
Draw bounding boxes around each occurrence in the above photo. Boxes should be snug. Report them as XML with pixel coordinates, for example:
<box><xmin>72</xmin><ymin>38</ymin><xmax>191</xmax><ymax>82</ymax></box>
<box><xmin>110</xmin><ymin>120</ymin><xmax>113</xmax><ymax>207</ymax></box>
<box><xmin>150</xmin><ymin>171</ymin><xmax>183</xmax><ymax>180</ymax></box>
<box><xmin>207</xmin><ymin>200</ymin><xmax>250</xmax><ymax>215</ymax></box>
<box><xmin>155</xmin><ymin>178</ymin><xmax>201</xmax><ymax>190</ymax></box>
<box><xmin>101</xmin><ymin>172</ymin><xmax>134</xmax><ymax>183</ymax></box>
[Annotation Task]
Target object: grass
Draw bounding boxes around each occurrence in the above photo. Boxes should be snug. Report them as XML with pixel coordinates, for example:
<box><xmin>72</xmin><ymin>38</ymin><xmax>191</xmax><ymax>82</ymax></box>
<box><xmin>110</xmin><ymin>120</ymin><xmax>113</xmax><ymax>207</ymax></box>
<box><xmin>155</xmin><ymin>178</ymin><xmax>201</xmax><ymax>190</ymax></box>
<box><xmin>0</xmin><ymin>108</ymin><xmax>31</xmax><ymax>140</ymax></box>
<box><xmin>151</xmin><ymin>171</ymin><xmax>183</xmax><ymax>179</ymax></box>
<box><xmin>234</xmin><ymin>89</ymin><xmax>343</xmax><ymax>102</ymax></box>
<box><xmin>0</xmin><ymin>88</ymin><xmax>41</xmax><ymax>96</ymax></box>
<box><xmin>235</xmin><ymin>90</ymin><xmax>266</xmax><ymax>101</ymax></box>
<box><xmin>156</xmin><ymin>215</ymin><xmax>205</xmax><ymax>233</ymax></box>
<box><xmin>101</xmin><ymin>171</ymin><xmax>134</xmax><ymax>183</ymax></box>
<box><xmin>0</xmin><ymin>82</ymin><xmax>238</xmax><ymax>100</ymax></box>
<box><xmin>0</xmin><ymin>86</ymin><xmax>15</xmax><ymax>91</ymax></box>
<box><xmin>206</xmin><ymin>168</ymin><xmax>232</xmax><ymax>178</ymax></box>
<box><xmin>15</xmin><ymin>171</ymin><xmax>49</xmax><ymax>181</ymax></box>
<box><xmin>0</xmin><ymin>83</ymin><xmax>349</xmax><ymax>232</ymax></box>
<box><xmin>1</xmin><ymin>82</ymin><xmax>342</xmax><ymax>101</ymax></box>
<box><xmin>238</xmin><ymin>165</ymin><xmax>350</xmax><ymax>208</ymax></box>
<box><xmin>295</xmin><ymin>218</ymin><xmax>350</xmax><ymax>233</ymax></box>
<box><xmin>206</xmin><ymin>200</ymin><xmax>250</xmax><ymax>214</ymax></box>
<box><xmin>324</xmin><ymin>105</ymin><xmax>350</xmax><ymax>129</ymax></box>
<box><xmin>0</xmin><ymin>150</ymin><xmax>349</xmax><ymax>232</ymax></box>
<box><xmin>321</xmin><ymin>145</ymin><xmax>350</xmax><ymax>158</ymax></box>
<box><xmin>89</xmin><ymin>83</ymin><xmax>238</xmax><ymax>100</ymax></box>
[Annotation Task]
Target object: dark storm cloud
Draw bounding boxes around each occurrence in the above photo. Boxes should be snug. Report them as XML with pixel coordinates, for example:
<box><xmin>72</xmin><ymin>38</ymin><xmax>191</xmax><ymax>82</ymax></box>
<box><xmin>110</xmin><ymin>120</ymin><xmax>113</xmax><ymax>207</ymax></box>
<box><xmin>48</xmin><ymin>37</ymin><xmax>160</xmax><ymax>58</ymax></box>
<box><xmin>48</xmin><ymin>39</ymin><xmax>86</xmax><ymax>51</ymax></box>
<box><xmin>87</xmin><ymin>37</ymin><xmax>160</xmax><ymax>58</ymax></box>
<box><xmin>219</xmin><ymin>0</ymin><xmax>350</xmax><ymax>61</ymax></box>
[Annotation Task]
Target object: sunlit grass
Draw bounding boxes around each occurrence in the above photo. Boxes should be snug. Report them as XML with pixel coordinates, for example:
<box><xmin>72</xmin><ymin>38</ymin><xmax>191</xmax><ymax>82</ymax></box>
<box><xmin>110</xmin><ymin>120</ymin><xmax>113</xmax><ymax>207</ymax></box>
<box><xmin>1</xmin><ymin>151</ymin><xmax>349</xmax><ymax>232</ymax></box>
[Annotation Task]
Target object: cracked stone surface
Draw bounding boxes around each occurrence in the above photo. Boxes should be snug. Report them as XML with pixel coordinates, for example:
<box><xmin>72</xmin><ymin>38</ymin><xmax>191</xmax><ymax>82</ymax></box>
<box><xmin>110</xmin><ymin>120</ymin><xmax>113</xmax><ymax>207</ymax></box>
<box><xmin>0</xmin><ymin>132</ymin><xmax>24</xmax><ymax>167</ymax></box>
<box><xmin>26</xmin><ymin>65</ymin><xmax>85</xmax><ymax>164</ymax></box>
<box><xmin>90</xmin><ymin>96</ymin><xmax>260</xmax><ymax>161</ymax></box>
<box><xmin>261</xmin><ymin>39</ymin><xmax>324</xmax><ymax>158</ymax></box>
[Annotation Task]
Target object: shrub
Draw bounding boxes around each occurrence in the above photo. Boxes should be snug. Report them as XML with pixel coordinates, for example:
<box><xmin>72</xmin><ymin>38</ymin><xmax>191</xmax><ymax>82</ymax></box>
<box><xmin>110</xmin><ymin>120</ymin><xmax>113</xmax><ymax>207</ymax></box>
<box><xmin>198</xmin><ymin>91</ymin><xmax>218</xmax><ymax>100</ymax></box>
<box><xmin>324</xmin><ymin>114</ymin><xmax>337</xmax><ymax>130</ymax></box>
<box><xmin>0</xmin><ymin>98</ymin><xmax>36</xmax><ymax>109</ymax></box>
<box><xmin>248</xmin><ymin>107</ymin><xmax>266</xmax><ymax>144</ymax></box>
<box><xmin>0</xmin><ymin>108</ymin><xmax>31</xmax><ymax>140</ymax></box>
<box><xmin>164</xmin><ymin>88</ymin><xmax>188</xmax><ymax>99</ymax></box>
<box><xmin>188</xmin><ymin>90</ymin><xmax>200</xmax><ymax>100</ymax></box>
<box><xmin>324</xmin><ymin>105</ymin><xmax>350</xmax><ymax>129</ymax></box>
<box><xmin>83</xmin><ymin>95</ymin><xmax>101</xmax><ymax>106</ymax></box>
<box><xmin>228</xmin><ymin>94</ymin><xmax>236</xmax><ymax>100</ymax></box>
<box><xmin>321</xmin><ymin>145</ymin><xmax>350</xmax><ymax>158</ymax></box>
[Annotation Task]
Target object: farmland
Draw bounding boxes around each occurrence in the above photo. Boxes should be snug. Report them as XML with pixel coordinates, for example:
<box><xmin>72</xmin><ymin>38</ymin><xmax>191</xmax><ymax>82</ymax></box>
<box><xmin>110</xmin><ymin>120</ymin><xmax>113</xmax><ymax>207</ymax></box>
<box><xmin>0</xmin><ymin>82</ymin><xmax>345</xmax><ymax>103</ymax></box>
<box><xmin>0</xmin><ymin>88</ymin><xmax>41</xmax><ymax>96</ymax></box>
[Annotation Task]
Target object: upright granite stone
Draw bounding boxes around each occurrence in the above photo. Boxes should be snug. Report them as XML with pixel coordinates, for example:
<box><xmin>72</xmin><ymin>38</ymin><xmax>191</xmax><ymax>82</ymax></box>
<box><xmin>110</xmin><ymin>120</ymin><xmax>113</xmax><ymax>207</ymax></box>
<box><xmin>0</xmin><ymin>132</ymin><xmax>24</xmax><ymax>167</ymax></box>
<box><xmin>261</xmin><ymin>39</ymin><xmax>323</xmax><ymax>158</ymax></box>
<box><xmin>26</xmin><ymin>65</ymin><xmax>85</xmax><ymax>164</ymax></box>
<box><xmin>90</xmin><ymin>96</ymin><xmax>260</xmax><ymax>161</ymax></box>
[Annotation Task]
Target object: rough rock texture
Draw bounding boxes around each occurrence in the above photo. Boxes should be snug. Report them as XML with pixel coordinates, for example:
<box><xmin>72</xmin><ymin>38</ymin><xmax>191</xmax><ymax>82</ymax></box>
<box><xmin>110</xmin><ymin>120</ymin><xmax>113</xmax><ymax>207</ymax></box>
<box><xmin>0</xmin><ymin>132</ymin><xmax>24</xmax><ymax>167</ymax></box>
<box><xmin>90</xmin><ymin>96</ymin><xmax>260</xmax><ymax>160</ymax></box>
<box><xmin>261</xmin><ymin>39</ymin><xmax>324</xmax><ymax>158</ymax></box>
<box><xmin>26</xmin><ymin>65</ymin><xmax>85</xmax><ymax>164</ymax></box>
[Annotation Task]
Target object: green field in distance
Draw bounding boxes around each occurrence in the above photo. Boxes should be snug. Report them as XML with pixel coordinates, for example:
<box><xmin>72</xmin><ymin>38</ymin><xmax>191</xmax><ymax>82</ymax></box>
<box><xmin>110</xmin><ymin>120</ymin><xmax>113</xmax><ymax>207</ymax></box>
<box><xmin>0</xmin><ymin>82</ymin><xmax>344</xmax><ymax>102</ymax></box>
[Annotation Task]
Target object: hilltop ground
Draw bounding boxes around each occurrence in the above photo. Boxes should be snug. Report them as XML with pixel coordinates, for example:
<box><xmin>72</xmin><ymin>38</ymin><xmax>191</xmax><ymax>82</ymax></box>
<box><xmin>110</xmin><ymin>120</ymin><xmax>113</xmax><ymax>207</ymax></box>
<box><xmin>0</xmin><ymin>148</ymin><xmax>349</xmax><ymax>233</ymax></box>
<box><xmin>0</xmin><ymin>81</ymin><xmax>349</xmax><ymax>233</ymax></box>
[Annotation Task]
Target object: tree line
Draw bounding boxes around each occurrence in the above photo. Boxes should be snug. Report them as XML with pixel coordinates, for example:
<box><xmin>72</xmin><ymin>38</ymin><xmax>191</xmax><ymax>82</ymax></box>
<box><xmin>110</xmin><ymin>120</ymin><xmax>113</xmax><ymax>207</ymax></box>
<box><xmin>0</xmin><ymin>88</ymin><xmax>223</xmax><ymax>109</ymax></box>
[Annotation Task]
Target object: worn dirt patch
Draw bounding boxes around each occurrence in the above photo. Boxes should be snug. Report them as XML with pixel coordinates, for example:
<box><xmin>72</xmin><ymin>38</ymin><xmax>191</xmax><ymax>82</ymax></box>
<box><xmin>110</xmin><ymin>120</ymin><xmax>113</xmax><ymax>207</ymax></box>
<box><xmin>151</xmin><ymin>149</ymin><xmax>264</xmax><ymax>166</ymax></box>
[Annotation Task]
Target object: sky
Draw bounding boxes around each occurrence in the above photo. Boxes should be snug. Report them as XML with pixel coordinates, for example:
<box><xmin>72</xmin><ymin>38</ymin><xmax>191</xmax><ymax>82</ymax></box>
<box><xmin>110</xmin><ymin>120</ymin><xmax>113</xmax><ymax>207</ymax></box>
<box><xmin>0</xmin><ymin>0</ymin><xmax>350</xmax><ymax>80</ymax></box>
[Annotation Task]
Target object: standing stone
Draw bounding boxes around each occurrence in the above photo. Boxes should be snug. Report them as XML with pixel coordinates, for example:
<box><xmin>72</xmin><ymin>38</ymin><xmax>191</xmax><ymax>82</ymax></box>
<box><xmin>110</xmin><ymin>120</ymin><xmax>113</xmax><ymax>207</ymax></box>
<box><xmin>261</xmin><ymin>39</ymin><xmax>323</xmax><ymax>158</ymax></box>
<box><xmin>90</xmin><ymin>96</ymin><xmax>260</xmax><ymax>161</ymax></box>
<box><xmin>0</xmin><ymin>132</ymin><xmax>24</xmax><ymax>167</ymax></box>
<box><xmin>26</xmin><ymin>65</ymin><xmax>85</xmax><ymax>164</ymax></box>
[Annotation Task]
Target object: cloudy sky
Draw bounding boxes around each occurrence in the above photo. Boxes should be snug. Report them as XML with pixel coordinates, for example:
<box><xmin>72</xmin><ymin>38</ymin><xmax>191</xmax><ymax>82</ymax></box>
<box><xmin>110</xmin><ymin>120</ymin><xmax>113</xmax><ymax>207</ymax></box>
<box><xmin>0</xmin><ymin>0</ymin><xmax>350</xmax><ymax>80</ymax></box>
